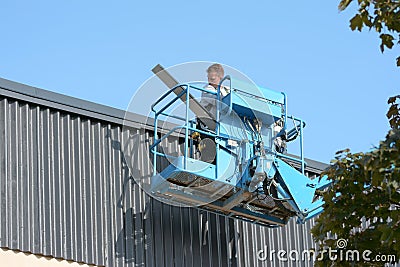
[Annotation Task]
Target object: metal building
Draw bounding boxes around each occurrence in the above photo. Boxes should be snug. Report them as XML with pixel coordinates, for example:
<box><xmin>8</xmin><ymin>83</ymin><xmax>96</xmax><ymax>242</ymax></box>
<box><xmin>0</xmin><ymin>78</ymin><xmax>328</xmax><ymax>266</ymax></box>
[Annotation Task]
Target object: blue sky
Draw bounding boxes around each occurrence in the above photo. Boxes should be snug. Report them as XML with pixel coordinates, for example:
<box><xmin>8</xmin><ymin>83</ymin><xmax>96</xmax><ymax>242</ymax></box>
<box><xmin>1</xmin><ymin>1</ymin><xmax>399</xmax><ymax>163</ymax></box>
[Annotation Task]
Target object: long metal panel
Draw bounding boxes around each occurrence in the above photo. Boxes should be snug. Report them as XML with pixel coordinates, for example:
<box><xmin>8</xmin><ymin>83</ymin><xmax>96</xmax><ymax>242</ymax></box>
<box><xmin>0</xmin><ymin>79</ymin><xmax>347</xmax><ymax>267</ymax></box>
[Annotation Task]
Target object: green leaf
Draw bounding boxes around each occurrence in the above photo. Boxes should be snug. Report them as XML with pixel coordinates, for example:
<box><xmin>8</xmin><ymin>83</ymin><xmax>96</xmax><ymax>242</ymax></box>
<box><xmin>397</xmin><ymin>56</ymin><xmax>400</xmax><ymax>67</ymax></box>
<box><xmin>361</xmin><ymin>10</ymin><xmax>373</xmax><ymax>28</ymax></box>
<box><xmin>339</xmin><ymin>0</ymin><xmax>353</xmax><ymax>11</ymax></box>
<box><xmin>388</xmin><ymin>96</ymin><xmax>398</xmax><ymax>104</ymax></box>
<box><xmin>336</xmin><ymin>148</ymin><xmax>350</xmax><ymax>155</ymax></box>
<box><xmin>387</xmin><ymin>104</ymin><xmax>399</xmax><ymax>119</ymax></box>
<box><xmin>350</xmin><ymin>14</ymin><xmax>364</xmax><ymax>31</ymax></box>
<box><xmin>375</xmin><ymin>21</ymin><xmax>383</xmax><ymax>33</ymax></box>
<box><xmin>380</xmin><ymin>33</ymin><xmax>395</xmax><ymax>52</ymax></box>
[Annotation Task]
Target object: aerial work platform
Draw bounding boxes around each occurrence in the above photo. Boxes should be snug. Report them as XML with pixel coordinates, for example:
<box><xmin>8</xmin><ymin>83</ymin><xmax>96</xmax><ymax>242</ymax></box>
<box><xmin>147</xmin><ymin>65</ymin><xmax>330</xmax><ymax>227</ymax></box>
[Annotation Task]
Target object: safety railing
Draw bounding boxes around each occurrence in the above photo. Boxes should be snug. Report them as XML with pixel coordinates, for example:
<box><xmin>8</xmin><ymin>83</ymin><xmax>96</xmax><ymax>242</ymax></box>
<box><xmin>150</xmin><ymin>83</ymin><xmax>220</xmax><ymax>177</ymax></box>
<box><xmin>276</xmin><ymin>115</ymin><xmax>306</xmax><ymax>174</ymax></box>
<box><xmin>151</xmin><ymin>81</ymin><xmax>307</xmax><ymax>176</ymax></box>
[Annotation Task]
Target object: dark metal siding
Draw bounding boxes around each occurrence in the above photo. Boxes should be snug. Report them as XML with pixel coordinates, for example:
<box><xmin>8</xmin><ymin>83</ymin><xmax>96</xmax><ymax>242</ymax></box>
<box><xmin>0</xmin><ymin>78</ymin><xmax>324</xmax><ymax>267</ymax></box>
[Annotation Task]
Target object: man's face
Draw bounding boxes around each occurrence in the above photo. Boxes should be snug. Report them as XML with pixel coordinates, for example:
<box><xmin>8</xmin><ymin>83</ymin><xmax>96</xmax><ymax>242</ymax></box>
<box><xmin>207</xmin><ymin>71</ymin><xmax>222</xmax><ymax>88</ymax></box>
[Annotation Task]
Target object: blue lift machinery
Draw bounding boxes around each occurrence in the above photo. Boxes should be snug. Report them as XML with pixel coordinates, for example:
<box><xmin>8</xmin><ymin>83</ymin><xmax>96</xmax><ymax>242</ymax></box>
<box><xmin>148</xmin><ymin>64</ymin><xmax>331</xmax><ymax>227</ymax></box>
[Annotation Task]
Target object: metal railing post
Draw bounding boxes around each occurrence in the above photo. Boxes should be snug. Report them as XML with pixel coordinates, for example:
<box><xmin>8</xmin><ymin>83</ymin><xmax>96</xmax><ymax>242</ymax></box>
<box><xmin>153</xmin><ymin>114</ymin><xmax>158</xmax><ymax>176</ymax></box>
<box><xmin>300</xmin><ymin>119</ymin><xmax>304</xmax><ymax>174</ymax></box>
<box><xmin>184</xmin><ymin>85</ymin><xmax>189</xmax><ymax>169</ymax></box>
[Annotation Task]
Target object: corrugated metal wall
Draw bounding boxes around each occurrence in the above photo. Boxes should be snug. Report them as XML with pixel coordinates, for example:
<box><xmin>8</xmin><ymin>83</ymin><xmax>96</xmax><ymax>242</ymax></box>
<box><xmin>0</xmin><ymin>79</ymin><xmax>322</xmax><ymax>267</ymax></box>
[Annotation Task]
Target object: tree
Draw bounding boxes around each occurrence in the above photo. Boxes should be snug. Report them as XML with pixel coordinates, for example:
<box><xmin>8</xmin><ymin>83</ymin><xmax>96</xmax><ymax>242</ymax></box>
<box><xmin>338</xmin><ymin>0</ymin><xmax>400</xmax><ymax>66</ymax></box>
<box><xmin>311</xmin><ymin>95</ymin><xmax>400</xmax><ymax>266</ymax></box>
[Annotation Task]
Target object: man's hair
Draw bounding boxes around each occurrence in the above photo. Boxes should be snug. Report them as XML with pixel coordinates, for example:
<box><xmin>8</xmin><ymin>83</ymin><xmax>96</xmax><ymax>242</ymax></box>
<box><xmin>207</xmin><ymin>63</ymin><xmax>224</xmax><ymax>78</ymax></box>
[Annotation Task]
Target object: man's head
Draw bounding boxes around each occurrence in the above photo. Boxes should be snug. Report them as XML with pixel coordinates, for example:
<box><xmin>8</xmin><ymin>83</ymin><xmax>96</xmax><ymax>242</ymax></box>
<box><xmin>207</xmin><ymin>63</ymin><xmax>224</xmax><ymax>88</ymax></box>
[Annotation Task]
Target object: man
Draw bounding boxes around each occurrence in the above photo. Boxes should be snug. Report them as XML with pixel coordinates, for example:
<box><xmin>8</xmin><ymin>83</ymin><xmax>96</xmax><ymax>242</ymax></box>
<box><xmin>207</xmin><ymin>63</ymin><xmax>224</xmax><ymax>89</ymax></box>
<box><xmin>194</xmin><ymin>64</ymin><xmax>228</xmax><ymax>162</ymax></box>
<box><xmin>200</xmin><ymin>63</ymin><xmax>229</xmax><ymax>119</ymax></box>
